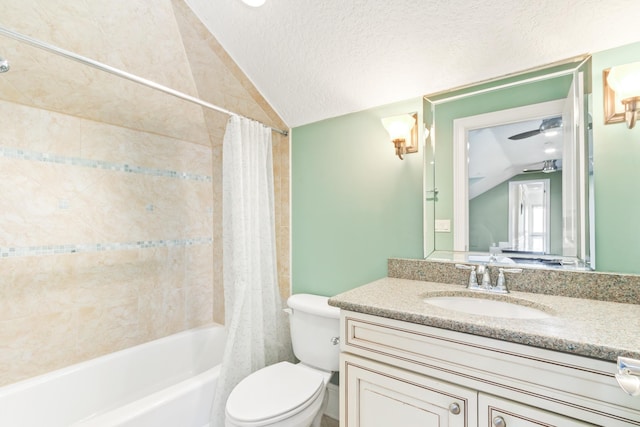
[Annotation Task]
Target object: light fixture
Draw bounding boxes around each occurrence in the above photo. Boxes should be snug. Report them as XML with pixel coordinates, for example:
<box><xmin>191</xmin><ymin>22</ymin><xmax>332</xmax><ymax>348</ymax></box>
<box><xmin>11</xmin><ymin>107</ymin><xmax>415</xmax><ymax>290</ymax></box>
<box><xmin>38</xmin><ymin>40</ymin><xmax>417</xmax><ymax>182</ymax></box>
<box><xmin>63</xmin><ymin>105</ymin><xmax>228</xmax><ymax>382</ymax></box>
<box><xmin>604</xmin><ymin>61</ymin><xmax>640</xmax><ymax>129</ymax></box>
<box><xmin>241</xmin><ymin>0</ymin><xmax>266</xmax><ymax>7</ymax></box>
<box><xmin>541</xmin><ymin>159</ymin><xmax>558</xmax><ymax>173</ymax></box>
<box><xmin>381</xmin><ymin>113</ymin><xmax>418</xmax><ymax>160</ymax></box>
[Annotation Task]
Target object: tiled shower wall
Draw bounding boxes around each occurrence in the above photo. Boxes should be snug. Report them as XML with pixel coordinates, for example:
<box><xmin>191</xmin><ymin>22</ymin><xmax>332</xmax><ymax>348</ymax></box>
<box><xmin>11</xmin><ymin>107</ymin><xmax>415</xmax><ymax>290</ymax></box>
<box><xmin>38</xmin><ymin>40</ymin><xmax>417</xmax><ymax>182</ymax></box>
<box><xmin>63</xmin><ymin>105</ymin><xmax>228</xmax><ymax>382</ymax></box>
<box><xmin>0</xmin><ymin>0</ymin><xmax>290</xmax><ymax>386</ymax></box>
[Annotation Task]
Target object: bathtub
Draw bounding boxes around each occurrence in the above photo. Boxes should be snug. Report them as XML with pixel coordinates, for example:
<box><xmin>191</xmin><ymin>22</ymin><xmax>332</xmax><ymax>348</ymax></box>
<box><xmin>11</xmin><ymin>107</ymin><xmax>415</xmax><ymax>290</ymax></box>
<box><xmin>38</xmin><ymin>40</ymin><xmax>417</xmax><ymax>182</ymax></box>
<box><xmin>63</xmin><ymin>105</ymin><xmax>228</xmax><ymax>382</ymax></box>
<box><xmin>0</xmin><ymin>324</ymin><xmax>226</xmax><ymax>427</ymax></box>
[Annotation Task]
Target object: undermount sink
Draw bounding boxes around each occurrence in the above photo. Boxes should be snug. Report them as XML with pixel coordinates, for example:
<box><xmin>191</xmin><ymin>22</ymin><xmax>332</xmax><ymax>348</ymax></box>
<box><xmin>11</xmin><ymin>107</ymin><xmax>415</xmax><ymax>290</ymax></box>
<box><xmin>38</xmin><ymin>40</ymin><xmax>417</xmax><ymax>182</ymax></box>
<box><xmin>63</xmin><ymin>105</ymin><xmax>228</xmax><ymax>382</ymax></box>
<box><xmin>424</xmin><ymin>295</ymin><xmax>552</xmax><ymax>319</ymax></box>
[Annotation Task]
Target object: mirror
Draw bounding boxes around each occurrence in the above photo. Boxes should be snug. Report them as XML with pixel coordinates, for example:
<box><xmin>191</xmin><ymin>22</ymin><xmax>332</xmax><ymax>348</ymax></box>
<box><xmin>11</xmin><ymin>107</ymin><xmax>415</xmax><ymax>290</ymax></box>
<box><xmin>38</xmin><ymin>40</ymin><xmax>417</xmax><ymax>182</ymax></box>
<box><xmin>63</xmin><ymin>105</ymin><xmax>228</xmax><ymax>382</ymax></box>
<box><xmin>424</xmin><ymin>57</ymin><xmax>594</xmax><ymax>270</ymax></box>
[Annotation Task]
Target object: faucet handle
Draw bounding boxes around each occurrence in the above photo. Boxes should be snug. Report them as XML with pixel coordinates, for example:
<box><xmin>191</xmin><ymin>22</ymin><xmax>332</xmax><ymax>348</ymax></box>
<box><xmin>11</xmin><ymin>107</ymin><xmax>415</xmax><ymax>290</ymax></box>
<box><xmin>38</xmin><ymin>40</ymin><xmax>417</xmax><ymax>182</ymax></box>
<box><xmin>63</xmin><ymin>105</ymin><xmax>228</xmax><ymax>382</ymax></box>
<box><xmin>455</xmin><ymin>264</ymin><xmax>479</xmax><ymax>289</ymax></box>
<box><xmin>494</xmin><ymin>267</ymin><xmax>522</xmax><ymax>294</ymax></box>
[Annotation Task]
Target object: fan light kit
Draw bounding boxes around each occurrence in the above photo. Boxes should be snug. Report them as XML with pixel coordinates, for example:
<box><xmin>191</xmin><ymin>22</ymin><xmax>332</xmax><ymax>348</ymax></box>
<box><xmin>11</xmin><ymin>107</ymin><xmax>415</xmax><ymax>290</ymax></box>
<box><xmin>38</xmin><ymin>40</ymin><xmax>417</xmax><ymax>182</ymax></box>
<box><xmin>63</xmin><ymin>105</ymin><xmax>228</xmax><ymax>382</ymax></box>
<box><xmin>523</xmin><ymin>159</ymin><xmax>559</xmax><ymax>174</ymax></box>
<box><xmin>241</xmin><ymin>0</ymin><xmax>266</xmax><ymax>7</ymax></box>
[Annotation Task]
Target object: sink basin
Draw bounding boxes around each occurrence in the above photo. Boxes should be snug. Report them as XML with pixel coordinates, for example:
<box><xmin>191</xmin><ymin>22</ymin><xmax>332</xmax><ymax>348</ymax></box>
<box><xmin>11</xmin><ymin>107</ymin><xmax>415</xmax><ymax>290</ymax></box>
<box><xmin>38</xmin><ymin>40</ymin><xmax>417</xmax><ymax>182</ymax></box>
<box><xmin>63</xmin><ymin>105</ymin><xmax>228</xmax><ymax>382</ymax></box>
<box><xmin>424</xmin><ymin>296</ymin><xmax>552</xmax><ymax>319</ymax></box>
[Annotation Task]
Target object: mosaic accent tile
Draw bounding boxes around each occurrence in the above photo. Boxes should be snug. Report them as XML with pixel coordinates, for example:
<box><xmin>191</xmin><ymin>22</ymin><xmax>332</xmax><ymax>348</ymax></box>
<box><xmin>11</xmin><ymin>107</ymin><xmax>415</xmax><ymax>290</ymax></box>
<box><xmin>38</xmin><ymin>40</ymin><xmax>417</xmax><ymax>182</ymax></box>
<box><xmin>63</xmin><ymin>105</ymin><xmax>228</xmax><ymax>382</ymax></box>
<box><xmin>0</xmin><ymin>146</ymin><xmax>212</xmax><ymax>182</ymax></box>
<box><xmin>0</xmin><ymin>237</ymin><xmax>212</xmax><ymax>258</ymax></box>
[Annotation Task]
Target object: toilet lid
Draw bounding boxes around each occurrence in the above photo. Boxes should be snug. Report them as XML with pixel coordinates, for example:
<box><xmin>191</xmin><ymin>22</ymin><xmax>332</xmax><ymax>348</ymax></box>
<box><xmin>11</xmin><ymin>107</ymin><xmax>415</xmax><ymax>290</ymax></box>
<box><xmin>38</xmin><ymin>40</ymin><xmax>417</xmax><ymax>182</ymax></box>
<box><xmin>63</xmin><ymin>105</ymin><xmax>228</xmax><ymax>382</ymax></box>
<box><xmin>226</xmin><ymin>361</ymin><xmax>325</xmax><ymax>424</ymax></box>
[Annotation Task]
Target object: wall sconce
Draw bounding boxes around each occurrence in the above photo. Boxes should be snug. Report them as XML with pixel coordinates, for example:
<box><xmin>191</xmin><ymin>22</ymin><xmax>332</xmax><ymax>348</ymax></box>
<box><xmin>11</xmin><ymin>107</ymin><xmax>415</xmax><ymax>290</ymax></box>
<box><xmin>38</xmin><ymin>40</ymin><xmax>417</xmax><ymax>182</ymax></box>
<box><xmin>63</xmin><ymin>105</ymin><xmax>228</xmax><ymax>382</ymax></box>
<box><xmin>381</xmin><ymin>113</ymin><xmax>418</xmax><ymax>160</ymax></box>
<box><xmin>604</xmin><ymin>61</ymin><xmax>640</xmax><ymax>129</ymax></box>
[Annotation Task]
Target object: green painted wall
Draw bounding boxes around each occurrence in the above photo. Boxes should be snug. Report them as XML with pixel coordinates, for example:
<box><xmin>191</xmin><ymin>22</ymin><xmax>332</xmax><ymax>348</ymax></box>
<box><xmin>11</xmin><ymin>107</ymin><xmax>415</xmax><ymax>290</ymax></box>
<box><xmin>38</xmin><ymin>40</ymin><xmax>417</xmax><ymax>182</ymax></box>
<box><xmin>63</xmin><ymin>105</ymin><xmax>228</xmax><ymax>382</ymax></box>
<box><xmin>291</xmin><ymin>98</ymin><xmax>424</xmax><ymax>296</ymax></box>
<box><xmin>592</xmin><ymin>42</ymin><xmax>640</xmax><ymax>273</ymax></box>
<box><xmin>469</xmin><ymin>171</ymin><xmax>563</xmax><ymax>253</ymax></box>
<box><xmin>291</xmin><ymin>42</ymin><xmax>640</xmax><ymax>296</ymax></box>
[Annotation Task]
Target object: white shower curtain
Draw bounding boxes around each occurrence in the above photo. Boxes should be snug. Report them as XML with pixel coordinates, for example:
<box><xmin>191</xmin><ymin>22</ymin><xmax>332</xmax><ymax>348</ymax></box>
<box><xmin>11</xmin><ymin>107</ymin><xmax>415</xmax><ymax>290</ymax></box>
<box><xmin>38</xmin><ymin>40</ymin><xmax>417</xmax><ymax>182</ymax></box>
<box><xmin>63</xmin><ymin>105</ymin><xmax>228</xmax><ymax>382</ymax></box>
<box><xmin>211</xmin><ymin>116</ymin><xmax>293</xmax><ymax>427</ymax></box>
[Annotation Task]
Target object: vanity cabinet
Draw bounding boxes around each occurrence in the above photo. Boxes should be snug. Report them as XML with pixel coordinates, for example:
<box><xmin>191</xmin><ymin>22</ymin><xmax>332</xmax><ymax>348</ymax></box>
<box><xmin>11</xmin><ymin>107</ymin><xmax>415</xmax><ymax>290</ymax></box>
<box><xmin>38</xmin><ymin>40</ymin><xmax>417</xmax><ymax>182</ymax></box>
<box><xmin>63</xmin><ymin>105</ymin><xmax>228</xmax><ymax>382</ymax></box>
<box><xmin>339</xmin><ymin>311</ymin><xmax>640</xmax><ymax>427</ymax></box>
<box><xmin>343</xmin><ymin>354</ymin><xmax>476</xmax><ymax>426</ymax></box>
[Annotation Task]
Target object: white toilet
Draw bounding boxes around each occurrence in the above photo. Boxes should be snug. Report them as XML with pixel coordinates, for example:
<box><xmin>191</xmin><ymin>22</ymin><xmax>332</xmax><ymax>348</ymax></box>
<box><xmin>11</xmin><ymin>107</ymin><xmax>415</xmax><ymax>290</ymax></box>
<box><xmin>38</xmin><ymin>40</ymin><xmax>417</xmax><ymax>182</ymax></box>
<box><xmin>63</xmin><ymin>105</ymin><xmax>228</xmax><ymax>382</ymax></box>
<box><xmin>225</xmin><ymin>294</ymin><xmax>340</xmax><ymax>427</ymax></box>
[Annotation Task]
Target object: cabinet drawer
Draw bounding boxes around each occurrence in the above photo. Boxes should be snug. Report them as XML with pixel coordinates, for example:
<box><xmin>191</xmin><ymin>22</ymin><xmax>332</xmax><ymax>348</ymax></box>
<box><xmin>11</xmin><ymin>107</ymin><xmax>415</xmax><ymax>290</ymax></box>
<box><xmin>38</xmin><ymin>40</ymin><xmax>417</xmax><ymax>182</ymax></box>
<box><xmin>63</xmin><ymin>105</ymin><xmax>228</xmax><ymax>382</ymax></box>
<box><xmin>479</xmin><ymin>394</ymin><xmax>594</xmax><ymax>427</ymax></box>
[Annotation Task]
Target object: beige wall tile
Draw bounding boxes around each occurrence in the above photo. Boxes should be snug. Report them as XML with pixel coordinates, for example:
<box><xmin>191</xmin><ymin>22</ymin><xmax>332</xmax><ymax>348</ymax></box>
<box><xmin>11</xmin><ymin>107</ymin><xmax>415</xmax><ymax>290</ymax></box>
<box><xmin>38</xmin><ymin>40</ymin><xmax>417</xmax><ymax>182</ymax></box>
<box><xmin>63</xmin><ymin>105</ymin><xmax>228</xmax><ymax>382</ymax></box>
<box><xmin>0</xmin><ymin>312</ymin><xmax>78</xmax><ymax>386</ymax></box>
<box><xmin>0</xmin><ymin>0</ymin><xmax>290</xmax><ymax>387</ymax></box>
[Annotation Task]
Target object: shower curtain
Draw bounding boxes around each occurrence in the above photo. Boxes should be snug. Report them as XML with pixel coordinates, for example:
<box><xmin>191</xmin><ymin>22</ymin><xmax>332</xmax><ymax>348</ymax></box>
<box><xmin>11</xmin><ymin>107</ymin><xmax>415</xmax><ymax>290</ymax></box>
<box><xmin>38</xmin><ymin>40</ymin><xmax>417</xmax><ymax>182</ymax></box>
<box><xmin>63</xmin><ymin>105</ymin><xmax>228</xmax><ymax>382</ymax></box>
<box><xmin>211</xmin><ymin>116</ymin><xmax>293</xmax><ymax>427</ymax></box>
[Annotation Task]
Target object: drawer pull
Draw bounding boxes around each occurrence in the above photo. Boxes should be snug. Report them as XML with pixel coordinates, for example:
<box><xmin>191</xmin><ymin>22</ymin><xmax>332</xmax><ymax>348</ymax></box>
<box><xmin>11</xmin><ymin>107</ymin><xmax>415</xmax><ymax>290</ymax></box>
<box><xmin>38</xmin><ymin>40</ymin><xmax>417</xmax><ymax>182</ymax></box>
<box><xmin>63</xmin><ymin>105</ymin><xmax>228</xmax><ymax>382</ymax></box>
<box><xmin>493</xmin><ymin>415</ymin><xmax>506</xmax><ymax>427</ymax></box>
<box><xmin>448</xmin><ymin>402</ymin><xmax>460</xmax><ymax>415</ymax></box>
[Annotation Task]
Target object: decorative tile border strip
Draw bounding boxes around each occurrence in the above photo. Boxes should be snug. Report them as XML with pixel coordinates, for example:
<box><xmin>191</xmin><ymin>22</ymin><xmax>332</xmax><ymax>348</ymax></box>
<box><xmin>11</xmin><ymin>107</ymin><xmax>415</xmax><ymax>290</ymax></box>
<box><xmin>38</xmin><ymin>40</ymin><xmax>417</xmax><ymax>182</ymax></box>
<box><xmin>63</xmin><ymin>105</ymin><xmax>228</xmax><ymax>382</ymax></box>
<box><xmin>0</xmin><ymin>146</ymin><xmax>212</xmax><ymax>182</ymax></box>
<box><xmin>0</xmin><ymin>237</ymin><xmax>213</xmax><ymax>258</ymax></box>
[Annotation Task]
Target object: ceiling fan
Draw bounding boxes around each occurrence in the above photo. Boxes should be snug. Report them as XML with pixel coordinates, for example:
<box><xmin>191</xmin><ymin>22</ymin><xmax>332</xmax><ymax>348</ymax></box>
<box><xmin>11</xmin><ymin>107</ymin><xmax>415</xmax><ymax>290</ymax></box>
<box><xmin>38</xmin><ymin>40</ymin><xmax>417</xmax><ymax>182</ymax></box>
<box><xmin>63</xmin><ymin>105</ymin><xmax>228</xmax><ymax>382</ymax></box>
<box><xmin>523</xmin><ymin>159</ymin><xmax>560</xmax><ymax>174</ymax></box>
<box><xmin>508</xmin><ymin>117</ymin><xmax>563</xmax><ymax>140</ymax></box>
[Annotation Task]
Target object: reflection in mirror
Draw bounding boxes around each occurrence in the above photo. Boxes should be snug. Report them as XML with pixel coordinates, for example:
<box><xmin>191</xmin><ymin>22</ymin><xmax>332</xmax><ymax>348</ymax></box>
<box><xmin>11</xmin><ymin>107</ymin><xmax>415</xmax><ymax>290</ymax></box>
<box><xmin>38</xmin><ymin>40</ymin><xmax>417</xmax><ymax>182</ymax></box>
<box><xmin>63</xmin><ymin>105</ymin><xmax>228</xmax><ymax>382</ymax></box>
<box><xmin>507</xmin><ymin>179</ymin><xmax>550</xmax><ymax>253</ymax></box>
<box><xmin>424</xmin><ymin>56</ymin><xmax>594</xmax><ymax>270</ymax></box>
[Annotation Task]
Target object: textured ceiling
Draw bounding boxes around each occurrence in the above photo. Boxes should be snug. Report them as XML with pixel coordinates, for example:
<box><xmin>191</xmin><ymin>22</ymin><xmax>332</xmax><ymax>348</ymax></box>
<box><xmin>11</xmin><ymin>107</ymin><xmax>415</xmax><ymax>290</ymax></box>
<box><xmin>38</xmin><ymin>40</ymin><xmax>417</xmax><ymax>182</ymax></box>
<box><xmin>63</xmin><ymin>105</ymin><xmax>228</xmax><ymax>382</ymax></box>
<box><xmin>185</xmin><ymin>0</ymin><xmax>640</xmax><ymax>128</ymax></box>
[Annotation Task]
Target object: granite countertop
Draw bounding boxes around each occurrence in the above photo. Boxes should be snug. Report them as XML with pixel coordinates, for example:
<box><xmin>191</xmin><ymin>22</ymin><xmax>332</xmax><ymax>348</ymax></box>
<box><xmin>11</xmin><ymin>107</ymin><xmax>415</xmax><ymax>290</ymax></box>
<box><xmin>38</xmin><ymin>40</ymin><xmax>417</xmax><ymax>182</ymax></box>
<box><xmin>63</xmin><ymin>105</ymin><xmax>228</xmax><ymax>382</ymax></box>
<box><xmin>328</xmin><ymin>277</ymin><xmax>640</xmax><ymax>362</ymax></box>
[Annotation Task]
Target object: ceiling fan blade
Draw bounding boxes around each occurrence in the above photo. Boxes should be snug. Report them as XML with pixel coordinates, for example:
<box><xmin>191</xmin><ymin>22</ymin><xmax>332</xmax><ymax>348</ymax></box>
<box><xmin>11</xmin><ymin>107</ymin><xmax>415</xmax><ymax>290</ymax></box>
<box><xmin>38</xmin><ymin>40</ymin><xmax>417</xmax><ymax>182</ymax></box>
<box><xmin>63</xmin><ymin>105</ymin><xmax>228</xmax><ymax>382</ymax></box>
<box><xmin>508</xmin><ymin>129</ymin><xmax>541</xmax><ymax>140</ymax></box>
<box><xmin>522</xmin><ymin>167</ymin><xmax>544</xmax><ymax>173</ymax></box>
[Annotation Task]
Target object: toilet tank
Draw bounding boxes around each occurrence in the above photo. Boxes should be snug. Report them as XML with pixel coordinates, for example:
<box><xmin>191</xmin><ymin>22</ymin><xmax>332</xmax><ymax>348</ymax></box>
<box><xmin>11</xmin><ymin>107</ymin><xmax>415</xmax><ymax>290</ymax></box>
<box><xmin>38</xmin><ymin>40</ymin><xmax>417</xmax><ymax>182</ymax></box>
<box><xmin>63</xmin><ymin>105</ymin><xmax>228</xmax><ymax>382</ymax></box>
<box><xmin>287</xmin><ymin>294</ymin><xmax>340</xmax><ymax>372</ymax></box>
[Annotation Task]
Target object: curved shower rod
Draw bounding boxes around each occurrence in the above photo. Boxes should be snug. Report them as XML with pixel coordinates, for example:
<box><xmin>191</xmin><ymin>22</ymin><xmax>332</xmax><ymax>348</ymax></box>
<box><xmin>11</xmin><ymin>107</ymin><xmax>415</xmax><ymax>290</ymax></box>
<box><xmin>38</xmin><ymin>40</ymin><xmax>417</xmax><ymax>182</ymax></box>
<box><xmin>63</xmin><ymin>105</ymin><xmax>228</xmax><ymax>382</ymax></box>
<box><xmin>0</xmin><ymin>25</ymin><xmax>289</xmax><ymax>136</ymax></box>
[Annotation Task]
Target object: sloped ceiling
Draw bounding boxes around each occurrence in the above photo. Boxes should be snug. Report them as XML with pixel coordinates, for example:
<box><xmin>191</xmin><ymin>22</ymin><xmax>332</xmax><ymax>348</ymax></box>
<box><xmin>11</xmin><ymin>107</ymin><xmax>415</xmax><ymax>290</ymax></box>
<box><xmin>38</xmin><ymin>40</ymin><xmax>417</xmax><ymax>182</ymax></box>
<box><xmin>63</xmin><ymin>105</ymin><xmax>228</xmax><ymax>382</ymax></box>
<box><xmin>185</xmin><ymin>0</ymin><xmax>640</xmax><ymax>128</ymax></box>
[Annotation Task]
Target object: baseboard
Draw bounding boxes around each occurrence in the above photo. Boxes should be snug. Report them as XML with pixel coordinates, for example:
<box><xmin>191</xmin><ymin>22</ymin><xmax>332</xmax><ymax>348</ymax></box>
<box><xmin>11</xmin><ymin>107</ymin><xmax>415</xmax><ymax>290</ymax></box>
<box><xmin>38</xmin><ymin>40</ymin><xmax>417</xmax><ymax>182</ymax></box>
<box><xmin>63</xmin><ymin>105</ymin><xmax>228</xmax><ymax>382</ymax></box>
<box><xmin>324</xmin><ymin>382</ymin><xmax>339</xmax><ymax>420</ymax></box>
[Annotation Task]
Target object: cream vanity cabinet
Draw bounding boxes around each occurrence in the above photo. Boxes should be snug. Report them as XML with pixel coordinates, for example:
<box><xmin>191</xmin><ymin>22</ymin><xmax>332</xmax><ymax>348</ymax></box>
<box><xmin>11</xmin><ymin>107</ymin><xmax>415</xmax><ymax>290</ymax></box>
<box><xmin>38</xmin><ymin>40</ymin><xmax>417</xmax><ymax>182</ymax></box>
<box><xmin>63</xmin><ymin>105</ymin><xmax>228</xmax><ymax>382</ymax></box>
<box><xmin>340</xmin><ymin>311</ymin><xmax>640</xmax><ymax>427</ymax></box>
<box><xmin>344</xmin><ymin>355</ymin><xmax>477</xmax><ymax>426</ymax></box>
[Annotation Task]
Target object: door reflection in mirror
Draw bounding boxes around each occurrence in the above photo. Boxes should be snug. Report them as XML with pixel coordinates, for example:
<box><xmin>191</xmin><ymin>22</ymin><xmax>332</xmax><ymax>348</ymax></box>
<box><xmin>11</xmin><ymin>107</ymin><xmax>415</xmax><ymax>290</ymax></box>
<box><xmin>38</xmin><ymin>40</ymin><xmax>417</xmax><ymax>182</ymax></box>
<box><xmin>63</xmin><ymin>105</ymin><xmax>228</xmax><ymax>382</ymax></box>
<box><xmin>508</xmin><ymin>179</ymin><xmax>550</xmax><ymax>253</ymax></box>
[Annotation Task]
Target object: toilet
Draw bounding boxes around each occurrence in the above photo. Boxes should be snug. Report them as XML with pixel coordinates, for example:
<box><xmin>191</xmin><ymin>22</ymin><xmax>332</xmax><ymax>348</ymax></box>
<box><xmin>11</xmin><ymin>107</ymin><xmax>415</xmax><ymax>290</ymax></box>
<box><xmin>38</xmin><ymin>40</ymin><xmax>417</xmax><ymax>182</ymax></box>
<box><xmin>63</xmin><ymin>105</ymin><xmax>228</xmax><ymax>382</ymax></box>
<box><xmin>225</xmin><ymin>294</ymin><xmax>340</xmax><ymax>427</ymax></box>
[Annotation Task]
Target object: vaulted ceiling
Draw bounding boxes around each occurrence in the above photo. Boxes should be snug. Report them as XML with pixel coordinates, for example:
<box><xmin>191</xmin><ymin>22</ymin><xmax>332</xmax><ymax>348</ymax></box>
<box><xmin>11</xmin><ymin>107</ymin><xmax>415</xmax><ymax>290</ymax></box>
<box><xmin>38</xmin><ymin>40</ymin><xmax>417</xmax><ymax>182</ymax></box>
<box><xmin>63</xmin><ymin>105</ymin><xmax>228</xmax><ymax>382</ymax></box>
<box><xmin>186</xmin><ymin>0</ymin><xmax>640</xmax><ymax>128</ymax></box>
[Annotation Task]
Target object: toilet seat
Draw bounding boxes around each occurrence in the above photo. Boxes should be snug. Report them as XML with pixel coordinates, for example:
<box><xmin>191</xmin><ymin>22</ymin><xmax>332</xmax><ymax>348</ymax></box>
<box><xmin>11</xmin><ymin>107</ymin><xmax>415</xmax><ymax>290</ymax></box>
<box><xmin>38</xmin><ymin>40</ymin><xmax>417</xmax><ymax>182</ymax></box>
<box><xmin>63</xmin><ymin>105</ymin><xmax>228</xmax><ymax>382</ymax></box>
<box><xmin>226</xmin><ymin>362</ymin><xmax>326</xmax><ymax>426</ymax></box>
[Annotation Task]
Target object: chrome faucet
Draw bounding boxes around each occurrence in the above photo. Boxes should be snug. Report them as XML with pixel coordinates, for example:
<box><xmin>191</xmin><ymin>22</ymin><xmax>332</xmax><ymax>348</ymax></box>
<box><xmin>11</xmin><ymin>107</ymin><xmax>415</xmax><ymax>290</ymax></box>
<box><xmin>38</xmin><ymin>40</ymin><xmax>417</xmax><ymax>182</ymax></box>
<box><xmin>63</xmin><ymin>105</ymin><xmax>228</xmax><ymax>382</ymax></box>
<box><xmin>493</xmin><ymin>267</ymin><xmax>523</xmax><ymax>294</ymax></box>
<box><xmin>456</xmin><ymin>264</ymin><xmax>521</xmax><ymax>293</ymax></box>
<box><xmin>455</xmin><ymin>264</ymin><xmax>478</xmax><ymax>289</ymax></box>
<box><xmin>478</xmin><ymin>265</ymin><xmax>492</xmax><ymax>290</ymax></box>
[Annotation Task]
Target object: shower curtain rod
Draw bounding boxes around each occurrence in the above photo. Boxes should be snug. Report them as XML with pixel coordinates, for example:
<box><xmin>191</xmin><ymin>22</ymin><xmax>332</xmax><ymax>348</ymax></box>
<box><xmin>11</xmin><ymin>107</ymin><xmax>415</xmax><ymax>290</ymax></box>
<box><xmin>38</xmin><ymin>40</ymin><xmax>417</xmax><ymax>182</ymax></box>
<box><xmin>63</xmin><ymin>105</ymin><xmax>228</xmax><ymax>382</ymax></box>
<box><xmin>0</xmin><ymin>25</ymin><xmax>289</xmax><ymax>136</ymax></box>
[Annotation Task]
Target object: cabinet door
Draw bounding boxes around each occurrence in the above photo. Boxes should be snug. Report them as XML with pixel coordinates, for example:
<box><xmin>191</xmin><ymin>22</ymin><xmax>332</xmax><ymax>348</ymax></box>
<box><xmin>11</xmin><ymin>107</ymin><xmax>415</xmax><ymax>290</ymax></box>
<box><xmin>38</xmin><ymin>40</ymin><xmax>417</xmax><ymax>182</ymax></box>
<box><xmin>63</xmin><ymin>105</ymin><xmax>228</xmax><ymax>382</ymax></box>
<box><xmin>479</xmin><ymin>393</ymin><xmax>595</xmax><ymax>427</ymax></box>
<box><xmin>343</xmin><ymin>354</ymin><xmax>476</xmax><ymax>427</ymax></box>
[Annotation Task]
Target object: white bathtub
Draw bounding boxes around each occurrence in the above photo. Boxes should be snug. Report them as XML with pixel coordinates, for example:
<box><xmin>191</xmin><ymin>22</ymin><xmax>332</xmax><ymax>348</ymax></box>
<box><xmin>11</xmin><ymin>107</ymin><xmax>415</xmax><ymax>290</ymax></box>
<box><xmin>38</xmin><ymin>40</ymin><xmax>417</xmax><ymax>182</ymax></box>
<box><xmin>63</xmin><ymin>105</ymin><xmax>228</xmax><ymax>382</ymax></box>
<box><xmin>0</xmin><ymin>324</ymin><xmax>226</xmax><ymax>427</ymax></box>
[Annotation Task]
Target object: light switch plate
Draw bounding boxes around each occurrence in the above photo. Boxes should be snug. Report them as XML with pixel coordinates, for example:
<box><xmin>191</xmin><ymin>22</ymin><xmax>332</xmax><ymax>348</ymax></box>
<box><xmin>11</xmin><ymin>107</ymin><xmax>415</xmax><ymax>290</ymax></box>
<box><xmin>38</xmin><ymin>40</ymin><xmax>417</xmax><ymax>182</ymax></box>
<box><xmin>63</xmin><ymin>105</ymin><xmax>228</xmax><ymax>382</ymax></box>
<box><xmin>435</xmin><ymin>219</ymin><xmax>451</xmax><ymax>232</ymax></box>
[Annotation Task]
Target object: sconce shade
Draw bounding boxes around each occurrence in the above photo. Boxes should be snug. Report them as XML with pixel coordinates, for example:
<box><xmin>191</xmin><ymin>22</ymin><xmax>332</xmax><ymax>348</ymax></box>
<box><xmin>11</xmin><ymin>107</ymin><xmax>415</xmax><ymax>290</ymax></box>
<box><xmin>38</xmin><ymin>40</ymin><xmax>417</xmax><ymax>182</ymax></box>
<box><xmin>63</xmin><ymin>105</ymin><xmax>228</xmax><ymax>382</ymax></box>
<box><xmin>381</xmin><ymin>113</ymin><xmax>418</xmax><ymax>160</ymax></box>
<box><xmin>606</xmin><ymin>62</ymin><xmax>640</xmax><ymax>129</ymax></box>
<box><xmin>381</xmin><ymin>114</ymin><xmax>416</xmax><ymax>140</ymax></box>
<box><xmin>607</xmin><ymin>62</ymin><xmax>640</xmax><ymax>102</ymax></box>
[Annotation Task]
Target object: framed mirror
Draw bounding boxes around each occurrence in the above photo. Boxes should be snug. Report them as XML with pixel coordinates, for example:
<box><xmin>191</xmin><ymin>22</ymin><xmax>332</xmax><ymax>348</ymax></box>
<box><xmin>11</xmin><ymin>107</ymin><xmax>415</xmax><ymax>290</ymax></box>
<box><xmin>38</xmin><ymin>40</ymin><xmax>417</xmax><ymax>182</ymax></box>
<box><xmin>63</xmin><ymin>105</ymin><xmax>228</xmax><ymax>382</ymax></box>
<box><xmin>423</xmin><ymin>56</ymin><xmax>594</xmax><ymax>269</ymax></box>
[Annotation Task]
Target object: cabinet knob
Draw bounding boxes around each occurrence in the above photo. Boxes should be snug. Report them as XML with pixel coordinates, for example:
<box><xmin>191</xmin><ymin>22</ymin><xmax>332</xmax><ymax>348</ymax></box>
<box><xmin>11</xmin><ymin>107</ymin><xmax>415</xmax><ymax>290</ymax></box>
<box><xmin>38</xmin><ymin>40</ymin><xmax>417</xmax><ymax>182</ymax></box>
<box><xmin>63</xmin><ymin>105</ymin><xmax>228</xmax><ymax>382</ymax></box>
<box><xmin>448</xmin><ymin>402</ymin><xmax>461</xmax><ymax>415</ymax></box>
<box><xmin>492</xmin><ymin>415</ymin><xmax>506</xmax><ymax>427</ymax></box>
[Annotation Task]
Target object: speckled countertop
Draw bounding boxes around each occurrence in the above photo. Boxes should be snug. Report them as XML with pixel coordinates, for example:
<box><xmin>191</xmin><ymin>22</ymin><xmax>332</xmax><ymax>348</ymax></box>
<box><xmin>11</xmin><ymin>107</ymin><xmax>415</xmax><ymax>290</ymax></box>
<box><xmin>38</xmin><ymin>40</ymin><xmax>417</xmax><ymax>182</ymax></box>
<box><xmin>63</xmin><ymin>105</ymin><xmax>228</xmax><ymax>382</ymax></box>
<box><xmin>329</xmin><ymin>277</ymin><xmax>640</xmax><ymax>362</ymax></box>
